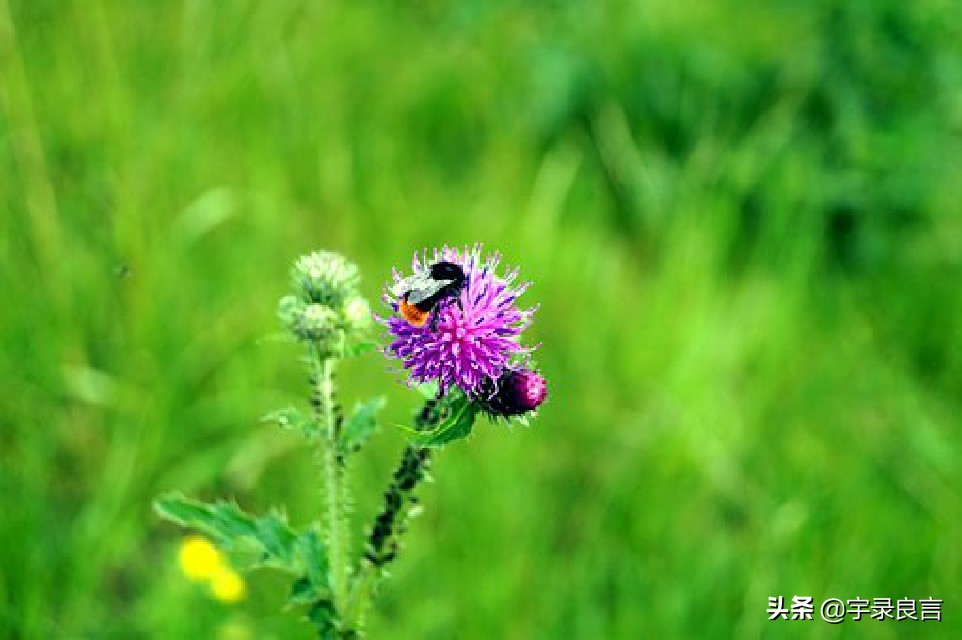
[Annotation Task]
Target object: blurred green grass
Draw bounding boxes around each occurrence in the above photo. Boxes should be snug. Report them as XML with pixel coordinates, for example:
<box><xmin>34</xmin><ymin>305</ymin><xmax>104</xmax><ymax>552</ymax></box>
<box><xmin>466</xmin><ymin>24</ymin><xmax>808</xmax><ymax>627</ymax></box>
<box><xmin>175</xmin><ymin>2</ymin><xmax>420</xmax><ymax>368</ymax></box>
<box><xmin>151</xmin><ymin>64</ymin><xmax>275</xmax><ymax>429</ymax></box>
<box><xmin>2</xmin><ymin>0</ymin><xmax>962</xmax><ymax>638</ymax></box>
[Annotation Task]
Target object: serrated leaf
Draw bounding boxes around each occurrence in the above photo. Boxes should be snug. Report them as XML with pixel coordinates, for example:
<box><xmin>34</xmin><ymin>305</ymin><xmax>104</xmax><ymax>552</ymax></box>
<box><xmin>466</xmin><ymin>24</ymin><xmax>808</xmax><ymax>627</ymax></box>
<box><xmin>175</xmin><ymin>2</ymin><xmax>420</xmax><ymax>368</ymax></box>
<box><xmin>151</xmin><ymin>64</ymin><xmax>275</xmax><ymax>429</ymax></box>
<box><xmin>284</xmin><ymin>529</ymin><xmax>332</xmax><ymax>611</ymax></box>
<box><xmin>153</xmin><ymin>493</ymin><xmax>305</xmax><ymax>574</ymax></box>
<box><xmin>263</xmin><ymin>406</ymin><xmax>319</xmax><ymax>439</ymax></box>
<box><xmin>287</xmin><ymin>527</ymin><xmax>334</xmax><ymax>616</ymax></box>
<box><xmin>404</xmin><ymin>393</ymin><xmax>478</xmax><ymax>447</ymax></box>
<box><xmin>338</xmin><ymin>397</ymin><xmax>385</xmax><ymax>456</ymax></box>
<box><xmin>255</xmin><ymin>511</ymin><xmax>299</xmax><ymax>568</ymax></box>
<box><xmin>154</xmin><ymin>494</ymin><xmax>258</xmax><ymax>545</ymax></box>
<box><xmin>298</xmin><ymin>527</ymin><xmax>330</xmax><ymax>595</ymax></box>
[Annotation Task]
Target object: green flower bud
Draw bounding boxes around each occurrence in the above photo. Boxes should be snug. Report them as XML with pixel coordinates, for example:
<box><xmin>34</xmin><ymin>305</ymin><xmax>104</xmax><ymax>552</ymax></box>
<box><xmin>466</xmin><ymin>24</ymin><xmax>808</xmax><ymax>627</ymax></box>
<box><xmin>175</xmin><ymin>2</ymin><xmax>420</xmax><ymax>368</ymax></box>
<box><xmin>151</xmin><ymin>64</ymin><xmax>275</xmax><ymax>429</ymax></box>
<box><xmin>300</xmin><ymin>303</ymin><xmax>339</xmax><ymax>341</ymax></box>
<box><xmin>278</xmin><ymin>295</ymin><xmax>306</xmax><ymax>333</ymax></box>
<box><xmin>344</xmin><ymin>296</ymin><xmax>372</xmax><ymax>333</ymax></box>
<box><xmin>292</xmin><ymin>251</ymin><xmax>360</xmax><ymax>309</ymax></box>
<box><xmin>278</xmin><ymin>296</ymin><xmax>341</xmax><ymax>343</ymax></box>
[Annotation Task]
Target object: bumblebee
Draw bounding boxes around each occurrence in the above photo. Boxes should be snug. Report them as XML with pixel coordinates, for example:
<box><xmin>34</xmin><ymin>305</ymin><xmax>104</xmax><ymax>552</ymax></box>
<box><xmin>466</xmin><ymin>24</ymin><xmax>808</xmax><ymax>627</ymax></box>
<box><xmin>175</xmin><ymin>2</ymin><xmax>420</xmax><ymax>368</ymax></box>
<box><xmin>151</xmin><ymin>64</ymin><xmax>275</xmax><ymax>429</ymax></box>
<box><xmin>392</xmin><ymin>261</ymin><xmax>467</xmax><ymax>331</ymax></box>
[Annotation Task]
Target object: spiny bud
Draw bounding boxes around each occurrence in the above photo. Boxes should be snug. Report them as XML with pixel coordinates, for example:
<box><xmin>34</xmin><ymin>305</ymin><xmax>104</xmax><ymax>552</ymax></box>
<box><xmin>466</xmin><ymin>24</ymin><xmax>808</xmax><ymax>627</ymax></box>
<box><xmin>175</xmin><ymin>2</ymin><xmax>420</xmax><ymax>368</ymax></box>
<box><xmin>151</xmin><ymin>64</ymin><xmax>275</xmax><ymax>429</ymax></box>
<box><xmin>278</xmin><ymin>296</ymin><xmax>340</xmax><ymax>343</ymax></box>
<box><xmin>300</xmin><ymin>303</ymin><xmax>339</xmax><ymax>340</ymax></box>
<box><xmin>477</xmin><ymin>368</ymin><xmax>547</xmax><ymax>418</ymax></box>
<box><xmin>343</xmin><ymin>296</ymin><xmax>372</xmax><ymax>333</ymax></box>
<box><xmin>278</xmin><ymin>295</ymin><xmax>305</xmax><ymax>332</ymax></box>
<box><xmin>292</xmin><ymin>250</ymin><xmax>360</xmax><ymax>309</ymax></box>
<box><xmin>280</xmin><ymin>250</ymin><xmax>376</xmax><ymax>353</ymax></box>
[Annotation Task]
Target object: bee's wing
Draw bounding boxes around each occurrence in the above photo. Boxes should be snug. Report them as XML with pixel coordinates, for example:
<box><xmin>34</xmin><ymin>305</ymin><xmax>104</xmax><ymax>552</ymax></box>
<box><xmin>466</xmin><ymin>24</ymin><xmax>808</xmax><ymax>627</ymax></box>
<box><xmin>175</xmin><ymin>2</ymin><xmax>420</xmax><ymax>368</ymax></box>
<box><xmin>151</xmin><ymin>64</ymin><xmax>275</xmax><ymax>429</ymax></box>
<box><xmin>390</xmin><ymin>273</ymin><xmax>435</xmax><ymax>298</ymax></box>
<box><xmin>405</xmin><ymin>279</ymin><xmax>452</xmax><ymax>305</ymax></box>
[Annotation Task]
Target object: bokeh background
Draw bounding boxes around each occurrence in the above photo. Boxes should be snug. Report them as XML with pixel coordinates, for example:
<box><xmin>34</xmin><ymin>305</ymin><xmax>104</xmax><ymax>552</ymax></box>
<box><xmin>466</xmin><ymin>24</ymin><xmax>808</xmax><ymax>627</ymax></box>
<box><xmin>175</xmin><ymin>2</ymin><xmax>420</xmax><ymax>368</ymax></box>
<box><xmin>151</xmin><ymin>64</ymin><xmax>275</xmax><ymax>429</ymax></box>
<box><xmin>3</xmin><ymin>1</ymin><xmax>962</xmax><ymax>638</ymax></box>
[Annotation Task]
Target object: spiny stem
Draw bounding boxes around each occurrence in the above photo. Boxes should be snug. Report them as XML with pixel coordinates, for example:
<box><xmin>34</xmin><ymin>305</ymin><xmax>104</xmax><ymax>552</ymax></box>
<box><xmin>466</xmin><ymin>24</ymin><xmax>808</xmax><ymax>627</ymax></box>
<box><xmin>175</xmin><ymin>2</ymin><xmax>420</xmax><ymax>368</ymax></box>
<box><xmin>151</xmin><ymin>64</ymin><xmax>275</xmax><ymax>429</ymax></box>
<box><xmin>312</xmin><ymin>349</ymin><xmax>349</xmax><ymax>613</ymax></box>
<box><xmin>343</xmin><ymin>444</ymin><xmax>432</xmax><ymax>631</ymax></box>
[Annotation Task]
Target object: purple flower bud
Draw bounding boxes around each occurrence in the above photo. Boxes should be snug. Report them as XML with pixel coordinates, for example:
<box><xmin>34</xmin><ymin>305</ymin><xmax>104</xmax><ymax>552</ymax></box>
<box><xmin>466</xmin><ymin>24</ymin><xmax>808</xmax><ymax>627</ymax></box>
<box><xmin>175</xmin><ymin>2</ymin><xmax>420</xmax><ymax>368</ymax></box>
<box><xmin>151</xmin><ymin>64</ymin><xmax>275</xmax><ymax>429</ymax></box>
<box><xmin>478</xmin><ymin>368</ymin><xmax>548</xmax><ymax>418</ymax></box>
<box><xmin>511</xmin><ymin>368</ymin><xmax>548</xmax><ymax>411</ymax></box>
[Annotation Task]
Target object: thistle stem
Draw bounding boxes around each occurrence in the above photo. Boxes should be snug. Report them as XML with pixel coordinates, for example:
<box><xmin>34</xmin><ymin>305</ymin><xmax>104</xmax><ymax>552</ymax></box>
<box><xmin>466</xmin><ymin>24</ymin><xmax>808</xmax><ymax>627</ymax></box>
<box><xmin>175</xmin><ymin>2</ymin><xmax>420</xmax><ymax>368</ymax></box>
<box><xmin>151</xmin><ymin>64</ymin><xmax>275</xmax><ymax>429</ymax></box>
<box><xmin>343</xmin><ymin>444</ymin><xmax>432</xmax><ymax>631</ymax></box>
<box><xmin>313</xmin><ymin>350</ymin><xmax>349</xmax><ymax>614</ymax></box>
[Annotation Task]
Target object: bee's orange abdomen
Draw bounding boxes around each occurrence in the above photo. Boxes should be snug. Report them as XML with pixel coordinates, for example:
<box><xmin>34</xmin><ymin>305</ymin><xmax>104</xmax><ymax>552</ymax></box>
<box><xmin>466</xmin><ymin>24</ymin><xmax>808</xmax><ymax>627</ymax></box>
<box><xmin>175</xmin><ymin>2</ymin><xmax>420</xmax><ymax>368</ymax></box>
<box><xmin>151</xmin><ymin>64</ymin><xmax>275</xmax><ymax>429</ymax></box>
<box><xmin>399</xmin><ymin>297</ymin><xmax>429</xmax><ymax>327</ymax></box>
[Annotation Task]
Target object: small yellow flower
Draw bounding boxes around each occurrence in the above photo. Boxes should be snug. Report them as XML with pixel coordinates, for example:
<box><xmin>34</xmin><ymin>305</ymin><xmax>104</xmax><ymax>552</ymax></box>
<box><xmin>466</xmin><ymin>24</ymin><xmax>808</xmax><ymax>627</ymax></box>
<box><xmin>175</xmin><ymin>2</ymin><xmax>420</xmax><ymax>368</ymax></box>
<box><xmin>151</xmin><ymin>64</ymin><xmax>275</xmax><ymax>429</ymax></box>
<box><xmin>210</xmin><ymin>566</ymin><xmax>247</xmax><ymax>603</ymax></box>
<box><xmin>178</xmin><ymin>535</ymin><xmax>222</xmax><ymax>582</ymax></box>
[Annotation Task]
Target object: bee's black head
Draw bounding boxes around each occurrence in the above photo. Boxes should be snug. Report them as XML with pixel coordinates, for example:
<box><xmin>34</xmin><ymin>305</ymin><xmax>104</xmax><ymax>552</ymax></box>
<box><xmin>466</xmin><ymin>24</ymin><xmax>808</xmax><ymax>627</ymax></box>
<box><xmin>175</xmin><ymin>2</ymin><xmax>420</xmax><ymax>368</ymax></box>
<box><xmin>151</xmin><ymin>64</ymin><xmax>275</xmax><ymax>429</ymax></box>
<box><xmin>430</xmin><ymin>261</ymin><xmax>465</xmax><ymax>282</ymax></box>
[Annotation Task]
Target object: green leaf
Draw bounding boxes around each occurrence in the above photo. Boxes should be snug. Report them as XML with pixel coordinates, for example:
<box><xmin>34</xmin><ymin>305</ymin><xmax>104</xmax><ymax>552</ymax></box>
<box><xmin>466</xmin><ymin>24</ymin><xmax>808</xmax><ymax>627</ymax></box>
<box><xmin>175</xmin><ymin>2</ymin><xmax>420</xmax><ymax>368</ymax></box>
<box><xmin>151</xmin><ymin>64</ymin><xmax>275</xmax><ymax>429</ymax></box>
<box><xmin>255</xmin><ymin>511</ymin><xmax>299</xmax><ymax>569</ymax></box>
<box><xmin>263</xmin><ymin>406</ymin><xmax>319</xmax><ymax>438</ymax></box>
<box><xmin>308</xmin><ymin>599</ymin><xmax>338</xmax><ymax>639</ymax></box>
<box><xmin>283</xmin><ymin>528</ymin><xmax>332</xmax><ymax>612</ymax></box>
<box><xmin>283</xmin><ymin>528</ymin><xmax>331</xmax><ymax>611</ymax></box>
<box><xmin>340</xmin><ymin>339</ymin><xmax>378</xmax><ymax>358</ymax></box>
<box><xmin>402</xmin><ymin>393</ymin><xmax>478</xmax><ymax>448</ymax></box>
<box><xmin>153</xmin><ymin>493</ymin><xmax>305</xmax><ymax>574</ymax></box>
<box><xmin>287</xmin><ymin>576</ymin><xmax>316</xmax><ymax>608</ymax></box>
<box><xmin>338</xmin><ymin>397</ymin><xmax>385</xmax><ymax>456</ymax></box>
<box><xmin>154</xmin><ymin>493</ymin><xmax>258</xmax><ymax>545</ymax></box>
<box><xmin>298</xmin><ymin>527</ymin><xmax>330</xmax><ymax>595</ymax></box>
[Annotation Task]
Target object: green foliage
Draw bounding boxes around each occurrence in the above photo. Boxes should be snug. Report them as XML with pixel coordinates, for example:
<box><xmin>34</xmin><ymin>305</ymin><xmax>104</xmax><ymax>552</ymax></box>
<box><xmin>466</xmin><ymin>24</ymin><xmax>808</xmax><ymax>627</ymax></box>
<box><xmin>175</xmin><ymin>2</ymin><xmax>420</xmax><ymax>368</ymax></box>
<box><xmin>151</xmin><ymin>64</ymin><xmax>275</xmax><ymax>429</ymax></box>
<box><xmin>339</xmin><ymin>340</ymin><xmax>379</xmax><ymax>359</ymax></box>
<box><xmin>412</xmin><ymin>394</ymin><xmax>478</xmax><ymax>448</ymax></box>
<box><xmin>274</xmin><ymin>533</ymin><xmax>336</xmax><ymax>638</ymax></box>
<box><xmin>265</xmin><ymin>406</ymin><xmax>318</xmax><ymax>439</ymax></box>
<box><xmin>393</xmin><ymin>390</ymin><xmax>480</xmax><ymax>448</ymax></box>
<box><xmin>338</xmin><ymin>397</ymin><xmax>386</xmax><ymax>456</ymax></box>
<box><xmin>288</xmin><ymin>577</ymin><xmax>319</xmax><ymax>607</ymax></box>
<box><xmin>154</xmin><ymin>494</ymin><xmax>259</xmax><ymax>545</ymax></box>
<box><xmin>156</xmin><ymin>247</ymin><xmax>398</xmax><ymax>637</ymax></box>
<box><xmin>155</xmin><ymin>493</ymin><xmax>338</xmax><ymax>630</ymax></box>
<box><xmin>298</xmin><ymin>528</ymin><xmax>330</xmax><ymax>601</ymax></box>
<box><xmin>415</xmin><ymin>381</ymin><xmax>440</xmax><ymax>399</ymax></box>
<box><xmin>307</xmin><ymin>599</ymin><xmax>339</xmax><ymax>640</ymax></box>
<box><xmin>153</xmin><ymin>494</ymin><xmax>304</xmax><ymax>574</ymax></box>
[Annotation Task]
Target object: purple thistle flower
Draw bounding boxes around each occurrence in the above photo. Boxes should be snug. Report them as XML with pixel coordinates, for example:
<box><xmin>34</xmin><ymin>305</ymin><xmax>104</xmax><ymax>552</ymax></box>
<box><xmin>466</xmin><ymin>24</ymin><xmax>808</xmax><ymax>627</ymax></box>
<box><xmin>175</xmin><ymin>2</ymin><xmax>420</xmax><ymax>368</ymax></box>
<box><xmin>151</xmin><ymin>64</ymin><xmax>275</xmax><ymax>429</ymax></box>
<box><xmin>380</xmin><ymin>245</ymin><xmax>538</xmax><ymax>397</ymax></box>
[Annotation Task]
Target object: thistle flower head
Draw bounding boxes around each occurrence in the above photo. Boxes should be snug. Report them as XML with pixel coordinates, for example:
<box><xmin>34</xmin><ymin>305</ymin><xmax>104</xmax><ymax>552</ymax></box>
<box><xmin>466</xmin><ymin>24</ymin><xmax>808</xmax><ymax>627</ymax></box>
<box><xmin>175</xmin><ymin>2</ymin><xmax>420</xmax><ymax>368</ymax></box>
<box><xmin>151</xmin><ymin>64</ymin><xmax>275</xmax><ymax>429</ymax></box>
<box><xmin>381</xmin><ymin>245</ymin><xmax>537</xmax><ymax>397</ymax></box>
